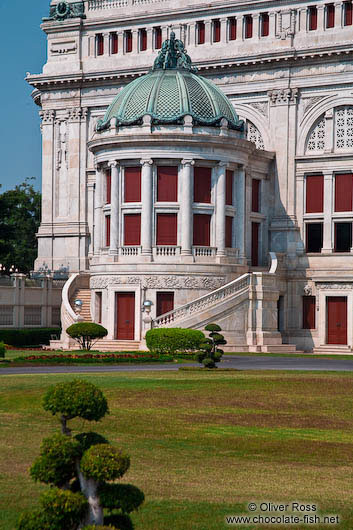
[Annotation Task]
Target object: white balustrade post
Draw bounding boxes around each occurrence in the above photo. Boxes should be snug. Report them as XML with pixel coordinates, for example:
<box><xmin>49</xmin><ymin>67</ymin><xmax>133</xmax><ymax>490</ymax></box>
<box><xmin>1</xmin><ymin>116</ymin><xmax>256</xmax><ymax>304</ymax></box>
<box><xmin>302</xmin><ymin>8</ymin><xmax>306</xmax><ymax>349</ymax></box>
<box><xmin>94</xmin><ymin>163</ymin><xmax>104</xmax><ymax>255</ymax></box>
<box><xmin>141</xmin><ymin>159</ymin><xmax>153</xmax><ymax>256</ymax></box>
<box><xmin>180</xmin><ymin>159</ymin><xmax>194</xmax><ymax>255</ymax></box>
<box><xmin>109</xmin><ymin>161</ymin><xmax>119</xmax><ymax>255</ymax></box>
<box><xmin>216</xmin><ymin>162</ymin><xmax>227</xmax><ymax>256</ymax></box>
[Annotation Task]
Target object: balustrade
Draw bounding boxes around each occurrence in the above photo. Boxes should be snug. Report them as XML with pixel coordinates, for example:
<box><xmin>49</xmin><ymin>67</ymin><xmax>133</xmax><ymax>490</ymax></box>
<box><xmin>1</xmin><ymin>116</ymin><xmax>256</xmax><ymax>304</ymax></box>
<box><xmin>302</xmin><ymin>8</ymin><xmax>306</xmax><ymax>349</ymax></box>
<box><xmin>154</xmin><ymin>246</ymin><xmax>181</xmax><ymax>257</ymax></box>
<box><xmin>193</xmin><ymin>246</ymin><xmax>217</xmax><ymax>257</ymax></box>
<box><xmin>120</xmin><ymin>246</ymin><xmax>141</xmax><ymax>256</ymax></box>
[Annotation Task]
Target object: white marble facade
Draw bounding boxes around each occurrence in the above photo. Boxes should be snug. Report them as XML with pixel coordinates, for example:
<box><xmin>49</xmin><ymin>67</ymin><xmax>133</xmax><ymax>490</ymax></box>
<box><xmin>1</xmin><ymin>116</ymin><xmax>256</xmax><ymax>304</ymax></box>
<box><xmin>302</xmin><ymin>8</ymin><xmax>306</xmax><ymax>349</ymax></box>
<box><xmin>28</xmin><ymin>0</ymin><xmax>353</xmax><ymax>351</ymax></box>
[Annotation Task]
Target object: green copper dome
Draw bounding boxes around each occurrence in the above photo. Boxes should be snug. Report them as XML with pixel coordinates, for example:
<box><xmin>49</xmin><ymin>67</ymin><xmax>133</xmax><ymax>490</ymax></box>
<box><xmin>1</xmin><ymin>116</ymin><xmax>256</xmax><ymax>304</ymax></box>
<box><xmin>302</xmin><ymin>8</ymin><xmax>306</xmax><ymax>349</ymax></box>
<box><xmin>97</xmin><ymin>33</ymin><xmax>243</xmax><ymax>132</ymax></box>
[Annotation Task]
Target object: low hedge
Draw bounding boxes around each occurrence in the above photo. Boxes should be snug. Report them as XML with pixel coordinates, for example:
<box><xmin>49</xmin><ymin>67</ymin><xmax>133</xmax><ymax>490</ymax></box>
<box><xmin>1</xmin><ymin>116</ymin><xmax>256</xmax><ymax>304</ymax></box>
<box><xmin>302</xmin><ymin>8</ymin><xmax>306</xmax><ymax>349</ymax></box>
<box><xmin>146</xmin><ymin>328</ymin><xmax>205</xmax><ymax>354</ymax></box>
<box><xmin>11</xmin><ymin>353</ymin><xmax>175</xmax><ymax>364</ymax></box>
<box><xmin>0</xmin><ymin>328</ymin><xmax>61</xmax><ymax>347</ymax></box>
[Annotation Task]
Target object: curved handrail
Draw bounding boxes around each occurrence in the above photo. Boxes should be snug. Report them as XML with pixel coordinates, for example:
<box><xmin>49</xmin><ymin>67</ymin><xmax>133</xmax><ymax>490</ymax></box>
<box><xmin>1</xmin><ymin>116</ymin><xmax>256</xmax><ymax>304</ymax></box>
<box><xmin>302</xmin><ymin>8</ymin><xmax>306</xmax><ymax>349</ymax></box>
<box><xmin>268</xmin><ymin>252</ymin><xmax>278</xmax><ymax>274</ymax></box>
<box><xmin>152</xmin><ymin>273</ymin><xmax>251</xmax><ymax>328</ymax></box>
<box><xmin>62</xmin><ymin>273</ymin><xmax>80</xmax><ymax>323</ymax></box>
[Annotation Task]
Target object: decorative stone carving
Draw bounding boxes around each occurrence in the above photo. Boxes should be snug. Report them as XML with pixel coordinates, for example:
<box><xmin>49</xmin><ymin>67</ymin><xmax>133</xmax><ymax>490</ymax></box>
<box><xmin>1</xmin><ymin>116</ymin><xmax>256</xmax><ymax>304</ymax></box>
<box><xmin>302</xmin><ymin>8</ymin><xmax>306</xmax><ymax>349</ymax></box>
<box><xmin>268</xmin><ymin>88</ymin><xmax>298</xmax><ymax>105</ymax></box>
<box><xmin>316</xmin><ymin>283</ymin><xmax>353</xmax><ymax>290</ymax></box>
<box><xmin>247</xmin><ymin>121</ymin><xmax>265</xmax><ymax>150</ymax></box>
<box><xmin>56</xmin><ymin>121</ymin><xmax>68</xmax><ymax>170</ymax></box>
<box><xmin>50</xmin><ymin>41</ymin><xmax>77</xmax><ymax>55</ymax></box>
<box><xmin>43</xmin><ymin>2</ymin><xmax>86</xmax><ymax>22</ymax></box>
<box><xmin>303</xmin><ymin>285</ymin><xmax>312</xmax><ymax>296</ymax></box>
<box><xmin>68</xmin><ymin>107</ymin><xmax>83</xmax><ymax>122</ymax></box>
<box><xmin>302</xmin><ymin>96</ymin><xmax>326</xmax><ymax>116</ymax></box>
<box><xmin>90</xmin><ymin>275</ymin><xmax>226</xmax><ymax>290</ymax></box>
<box><xmin>306</xmin><ymin>117</ymin><xmax>325</xmax><ymax>152</ymax></box>
<box><xmin>276</xmin><ymin>10</ymin><xmax>296</xmax><ymax>40</ymax></box>
<box><xmin>39</xmin><ymin>110</ymin><xmax>56</xmax><ymax>124</ymax></box>
<box><xmin>248</xmin><ymin>102</ymin><xmax>268</xmax><ymax>118</ymax></box>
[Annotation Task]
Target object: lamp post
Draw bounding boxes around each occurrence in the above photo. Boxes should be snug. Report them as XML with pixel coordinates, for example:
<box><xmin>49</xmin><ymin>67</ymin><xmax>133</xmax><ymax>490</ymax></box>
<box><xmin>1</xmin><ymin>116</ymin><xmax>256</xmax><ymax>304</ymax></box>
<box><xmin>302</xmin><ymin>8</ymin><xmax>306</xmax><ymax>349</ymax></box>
<box><xmin>142</xmin><ymin>299</ymin><xmax>153</xmax><ymax>337</ymax></box>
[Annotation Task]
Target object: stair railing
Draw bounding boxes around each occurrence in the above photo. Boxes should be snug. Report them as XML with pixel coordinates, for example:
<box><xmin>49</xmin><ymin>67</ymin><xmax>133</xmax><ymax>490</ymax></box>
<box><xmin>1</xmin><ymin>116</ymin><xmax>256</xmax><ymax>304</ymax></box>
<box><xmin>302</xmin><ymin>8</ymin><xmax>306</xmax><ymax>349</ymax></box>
<box><xmin>152</xmin><ymin>273</ymin><xmax>251</xmax><ymax>328</ymax></box>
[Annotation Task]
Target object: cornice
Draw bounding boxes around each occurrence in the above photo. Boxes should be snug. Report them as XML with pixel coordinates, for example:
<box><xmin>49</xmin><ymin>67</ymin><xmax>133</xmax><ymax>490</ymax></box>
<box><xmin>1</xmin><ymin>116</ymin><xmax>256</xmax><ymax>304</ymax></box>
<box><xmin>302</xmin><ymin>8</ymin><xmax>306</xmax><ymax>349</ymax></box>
<box><xmin>27</xmin><ymin>44</ymin><xmax>353</xmax><ymax>92</ymax></box>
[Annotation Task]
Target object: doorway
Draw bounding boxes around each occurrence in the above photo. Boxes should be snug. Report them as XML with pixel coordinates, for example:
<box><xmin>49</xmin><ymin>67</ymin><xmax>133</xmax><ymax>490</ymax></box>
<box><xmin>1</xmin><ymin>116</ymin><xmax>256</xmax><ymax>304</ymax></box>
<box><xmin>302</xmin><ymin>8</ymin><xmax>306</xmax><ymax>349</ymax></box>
<box><xmin>327</xmin><ymin>296</ymin><xmax>347</xmax><ymax>345</ymax></box>
<box><xmin>116</xmin><ymin>292</ymin><xmax>135</xmax><ymax>340</ymax></box>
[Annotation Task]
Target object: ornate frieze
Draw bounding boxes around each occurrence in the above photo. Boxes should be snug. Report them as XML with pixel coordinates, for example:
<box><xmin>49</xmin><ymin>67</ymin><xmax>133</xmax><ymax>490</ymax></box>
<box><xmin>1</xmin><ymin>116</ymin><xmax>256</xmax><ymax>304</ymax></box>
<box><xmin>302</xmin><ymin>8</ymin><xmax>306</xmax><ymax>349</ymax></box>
<box><xmin>248</xmin><ymin>102</ymin><xmax>268</xmax><ymax>118</ymax></box>
<box><xmin>302</xmin><ymin>96</ymin><xmax>326</xmax><ymax>116</ymax></box>
<box><xmin>39</xmin><ymin>110</ymin><xmax>56</xmax><ymax>124</ymax></box>
<box><xmin>316</xmin><ymin>283</ymin><xmax>353</xmax><ymax>290</ymax></box>
<box><xmin>43</xmin><ymin>2</ymin><xmax>85</xmax><ymax>22</ymax></box>
<box><xmin>268</xmin><ymin>88</ymin><xmax>298</xmax><ymax>106</ymax></box>
<box><xmin>276</xmin><ymin>10</ymin><xmax>296</xmax><ymax>40</ymax></box>
<box><xmin>90</xmin><ymin>275</ymin><xmax>225</xmax><ymax>290</ymax></box>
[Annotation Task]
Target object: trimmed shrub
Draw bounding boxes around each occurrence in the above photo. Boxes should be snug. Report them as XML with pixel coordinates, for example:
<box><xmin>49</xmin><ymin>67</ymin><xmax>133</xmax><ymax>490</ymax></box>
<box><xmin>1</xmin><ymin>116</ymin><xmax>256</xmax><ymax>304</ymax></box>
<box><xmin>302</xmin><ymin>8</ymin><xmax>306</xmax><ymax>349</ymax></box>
<box><xmin>196</xmin><ymin>323</ymin><xmax>227</xmax><ymax>369</ymax></box>
<box><xmin>99</xmin><ymin>483</ymin><xmax>145</xmax><ymax>514</ymax></box>
<box><xmin>0</xmin><ymin>341</ymin><xmax>5</xmax><ymax>358</ymax></box>
<box><xmin>146</xmin><ymin>328</ymin><xmax>205</xmax><ymax>354</ymax></box>
<box><xmin>80</xmin><ymin>444</ymin><xmax>130</xmax><ymax>482</ymax></box>
<box><xmin>0</xmin><ymin>328</ymin><xmax>61</xmax><ymax>347</ymax></box>
<box><xmin>66</xmin><ymin>322</ymin><xmax>108</xmax><ymax>350</ymax></box>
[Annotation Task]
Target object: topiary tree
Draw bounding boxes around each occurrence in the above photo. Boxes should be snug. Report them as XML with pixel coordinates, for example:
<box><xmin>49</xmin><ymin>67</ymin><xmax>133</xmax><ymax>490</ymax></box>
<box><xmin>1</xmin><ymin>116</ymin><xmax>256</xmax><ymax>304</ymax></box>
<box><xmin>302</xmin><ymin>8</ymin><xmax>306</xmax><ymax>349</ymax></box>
<box><xmin>18</xmin><ymin>380</ymin><xmax>144</xmax><ymax>529</ymax></box>
<box><xmin>196</xmin><ymin>323</ymin><xmax>227</xmax><ymax>369</ymax></box>
<box><xmin>66</xmin><ymin>322</ymin><xmax>108</xmax><ymax>350</ymax></box>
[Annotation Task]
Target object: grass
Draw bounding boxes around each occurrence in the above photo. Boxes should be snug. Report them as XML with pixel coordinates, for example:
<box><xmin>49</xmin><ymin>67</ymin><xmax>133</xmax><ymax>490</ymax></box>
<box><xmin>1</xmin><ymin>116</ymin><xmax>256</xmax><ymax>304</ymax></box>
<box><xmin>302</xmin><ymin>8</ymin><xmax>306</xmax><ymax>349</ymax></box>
<box><xmin>1</xmin><ymin>371</ymin><xmax>353</xmax><ymax>529</ymax></box>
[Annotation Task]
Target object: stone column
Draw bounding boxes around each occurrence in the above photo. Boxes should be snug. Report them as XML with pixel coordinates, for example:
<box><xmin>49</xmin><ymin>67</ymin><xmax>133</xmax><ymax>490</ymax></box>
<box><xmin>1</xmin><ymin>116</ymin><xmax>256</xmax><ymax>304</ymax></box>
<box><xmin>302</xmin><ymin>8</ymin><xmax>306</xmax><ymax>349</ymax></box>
<box><xmin>317</xmin><ymin>5</ymin><xmax>325</xmax><ymax>29</ymax></box>
<box><xmin>141</xmin><ymin>159</ymin><xmax>153</xmax><ymax>257</ymax></box>
<box><xmin>216</xmin><ymin>162</ymin><xmax>227</xmax><ymax>256</ymax></box>
<box><xmin>236</xmin><ymin>166</ymin><xmax>246</xmax><ymax>263</ymax></box>
<box><xmin>94</xmin><ymin>163</ymin><xmax>104</xmax><ymax>255</ymax></box>
<box><xmin>190</xmin><ymin>22</ymin><xmax>197</xmax><ymax>46</ymax></box>
<box><xmin>220</xmin><ymin>18</ymin><xmax>228</xmax><ymax>43</ymax></box>
<box><xmin>180</xmin><ymin>159</ymin><xmax>194</xmax><ymax>255</ymax></box>
<box><xmin>269</xmin><ymin>12</ymin><xmax>276</xmax><ymax>37</ymax></box>
<box><xmin>118</xmin><ymin>32</ymin><xmax>124</xmax><ymax>53</ymax></box>
<box><xmin>109</xmin><ymin>161</ymin><xmax>119</xmax><ymax>255</ymax></box>
<box><xmin>335</xmin><ymin>2</ymin><xmax>342</xmax><ymax>27</ymax></box>
<box><xmin>147</xmin><ymin>28</ymin><xmax>153</xmax><ymax>51</ymax></box>
<box><xmin>132</xmin><ymin>30</ymin><xmax>138</xmax><ymax>53</ymax></box>
<box><xmin>324</xmin><ymin>109</ymin><xmax>334</xmax><ymax>152</ymax></box>
<box><xmin>205</xmin><ymin>20</ymin><xmax>212</xmax><ymax>44</ymax></box>
<box><xmin>298</xmin><ymin>7</ymin><xmax>307</xmax><ymax>32</ymax></box>
<box><xmin>296</xmin><ymin>174</ymin><xmax>305</xmax><ymax>244</ymax></box>
<box><xmin>253</xmin><ymin>14</ymin><xmax>260</xmax><ymax>40</ymax></box>
<box><xmin>322</xmin><ymin>171</ymin><xmax>334</xmax><ymax>253</ymax></box>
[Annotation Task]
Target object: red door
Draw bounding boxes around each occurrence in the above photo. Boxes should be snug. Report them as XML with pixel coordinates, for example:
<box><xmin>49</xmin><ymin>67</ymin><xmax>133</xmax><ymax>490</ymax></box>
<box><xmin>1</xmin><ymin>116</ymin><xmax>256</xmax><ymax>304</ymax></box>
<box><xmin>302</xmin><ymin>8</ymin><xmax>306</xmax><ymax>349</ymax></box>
<box><xmin>251</xmin><ymin>222</ymin><xmax>259</xmax><ymax>266</ymax></box>
<box><xmin>327</xmin><ymin>297</ymin><xmax>347</xmax><ymax>345</ymax></box>
<box><xmin>116</xmin><ymin>293</ymin><xmax>135</xmax><ymax>340</ymax></box>
<box><xmin>156</xmin><ymin>292</ymin><xmax>174</xmax><ymax>317</ymax></box>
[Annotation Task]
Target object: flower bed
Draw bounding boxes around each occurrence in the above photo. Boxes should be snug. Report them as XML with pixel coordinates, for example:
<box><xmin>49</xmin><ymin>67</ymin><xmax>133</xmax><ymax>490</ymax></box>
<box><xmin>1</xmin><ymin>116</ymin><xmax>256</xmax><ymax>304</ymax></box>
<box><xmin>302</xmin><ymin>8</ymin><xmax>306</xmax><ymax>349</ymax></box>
<box><xmin>11</xmin><ymin>353</ymin><xmax>175</xmax><ymax>364</ymax></box>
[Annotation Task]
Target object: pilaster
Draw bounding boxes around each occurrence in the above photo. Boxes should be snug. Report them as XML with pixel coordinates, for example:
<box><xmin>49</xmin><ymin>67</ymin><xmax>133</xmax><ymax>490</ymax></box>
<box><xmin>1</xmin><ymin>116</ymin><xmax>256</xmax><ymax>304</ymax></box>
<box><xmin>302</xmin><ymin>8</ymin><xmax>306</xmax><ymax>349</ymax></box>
<box><xmin>109</xmin><ymin>161</ymin><xmax>120</xmax><ymax>255</ymax></box>
<box><xmin>235</xmin><ymin>166</ymin><xmax>246</xmax><ymax>263</ymax></box>
<box><xmin>94</xmin><ymin>163</ymin><xmax>104</xmax><ymax>255</ymax></box>
<box><xmin>141</xmin><ymin>159</ymin><xmax>153</xmax><ymax>258</ymax></box>
<box><xmin>216</xmin><ymin>162</ymin><xmax>227</xmax><ymax>256</ymax></box>
<box><xmin>322</xmin><ymin>171</ymin><xmax>334</xmax><ymax>253</ymax></box>
<box><xmin>180</xmin><ymin>159</ymin><xmax>194</xmax><ymax>256</ymax></box>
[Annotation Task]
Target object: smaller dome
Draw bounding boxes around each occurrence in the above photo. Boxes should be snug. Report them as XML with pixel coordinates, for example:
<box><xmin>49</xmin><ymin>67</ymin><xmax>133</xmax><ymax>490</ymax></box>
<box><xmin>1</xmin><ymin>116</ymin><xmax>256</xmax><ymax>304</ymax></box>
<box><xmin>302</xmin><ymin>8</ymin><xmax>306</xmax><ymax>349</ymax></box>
<box><xmin>97</xmin><ymin>33</ymin><xmax>243</xmax><ymax>132</ymax></box>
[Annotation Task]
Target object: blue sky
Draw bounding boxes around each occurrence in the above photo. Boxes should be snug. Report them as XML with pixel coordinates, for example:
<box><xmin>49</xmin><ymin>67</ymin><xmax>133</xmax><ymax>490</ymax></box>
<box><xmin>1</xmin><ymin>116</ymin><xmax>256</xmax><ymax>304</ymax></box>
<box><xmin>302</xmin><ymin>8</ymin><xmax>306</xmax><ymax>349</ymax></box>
<box><xmin>0</xmin><ymin>1</ymin><xmax>49</xmax><ymax>192</ymax></box>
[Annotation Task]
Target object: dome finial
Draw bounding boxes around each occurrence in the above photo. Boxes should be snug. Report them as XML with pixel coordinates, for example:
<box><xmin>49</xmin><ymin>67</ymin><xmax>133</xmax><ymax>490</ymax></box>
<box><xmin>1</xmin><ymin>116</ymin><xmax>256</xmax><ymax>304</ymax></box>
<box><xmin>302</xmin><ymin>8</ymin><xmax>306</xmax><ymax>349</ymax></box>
<box><xmin>153</xmin><ymin>32</ymin><xmax>197</xmax><ymax>73</ymax></box>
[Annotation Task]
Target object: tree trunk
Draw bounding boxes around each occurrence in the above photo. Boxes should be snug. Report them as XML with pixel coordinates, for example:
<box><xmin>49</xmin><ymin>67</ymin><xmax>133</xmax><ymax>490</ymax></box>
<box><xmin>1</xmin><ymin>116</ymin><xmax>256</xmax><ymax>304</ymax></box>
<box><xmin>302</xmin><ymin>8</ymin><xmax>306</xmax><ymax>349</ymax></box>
<box><xmin>76</xmin><ymin>462</ymin><xmax>104</xmax><ymax>525</ymax></box>
<box><xmin>61</xmin><ymin>415</ymin><xmax>71</xmax><ymax>436</ymax></box>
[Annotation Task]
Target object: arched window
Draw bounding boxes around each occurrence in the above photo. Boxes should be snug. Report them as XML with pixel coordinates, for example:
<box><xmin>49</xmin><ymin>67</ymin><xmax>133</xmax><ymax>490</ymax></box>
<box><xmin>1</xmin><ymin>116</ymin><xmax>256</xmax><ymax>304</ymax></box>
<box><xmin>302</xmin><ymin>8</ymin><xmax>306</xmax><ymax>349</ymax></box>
<box><xmin>335</xmin><ymin>106</ymin><xmax>353</xmax><ymax>150</ymax></box>
<box><xmin>247</xmin><ymin>121</ymin><xmax>264</xmax><ymax>150</ymax></box>
<box><xmin>306</xmin><ymin>117</ymin><xmax>326</xmax><ymax>153</ymax></box>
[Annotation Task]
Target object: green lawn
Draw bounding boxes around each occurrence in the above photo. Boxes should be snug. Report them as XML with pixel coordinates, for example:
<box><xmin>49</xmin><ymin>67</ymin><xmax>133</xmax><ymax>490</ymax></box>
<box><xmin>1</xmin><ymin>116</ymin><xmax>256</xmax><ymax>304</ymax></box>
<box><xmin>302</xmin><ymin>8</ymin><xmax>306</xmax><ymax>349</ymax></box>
<box><xmin>1</xmin><ymin>371</ymin><xmax>353</xmax><ymax>529</ymax></box>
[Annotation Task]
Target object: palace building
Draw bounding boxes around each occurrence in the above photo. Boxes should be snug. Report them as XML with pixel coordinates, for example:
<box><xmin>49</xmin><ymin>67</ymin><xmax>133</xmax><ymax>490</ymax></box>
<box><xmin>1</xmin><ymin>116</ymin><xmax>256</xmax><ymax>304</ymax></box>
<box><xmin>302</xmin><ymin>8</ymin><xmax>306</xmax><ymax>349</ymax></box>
<box><xmin>27</xmin><ymin>0</ymin><xmax>353</xmax><ymax>352</ymax></box>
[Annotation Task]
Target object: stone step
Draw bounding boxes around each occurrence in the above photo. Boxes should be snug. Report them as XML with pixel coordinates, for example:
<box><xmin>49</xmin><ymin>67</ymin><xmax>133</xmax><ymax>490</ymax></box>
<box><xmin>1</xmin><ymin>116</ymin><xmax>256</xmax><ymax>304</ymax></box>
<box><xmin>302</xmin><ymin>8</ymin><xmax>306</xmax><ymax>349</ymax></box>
<box><xmin>313</xmin><ymin>345</ymin><xmax>353</xmax><ymax>355</ymax></box>
<box><xmin>95</xmin><ymin>340</ymin><xmax>142</xmax><ymax>352</ymax></box>
<box><xmin>259</xmin><ymin>344</ymin><xmax>302</xmax><ymax>353</ymax></box>
<box><xmin>70</xmin><ymin>289</ymin><xmax>92</xmax><ymax>321</ymax></box>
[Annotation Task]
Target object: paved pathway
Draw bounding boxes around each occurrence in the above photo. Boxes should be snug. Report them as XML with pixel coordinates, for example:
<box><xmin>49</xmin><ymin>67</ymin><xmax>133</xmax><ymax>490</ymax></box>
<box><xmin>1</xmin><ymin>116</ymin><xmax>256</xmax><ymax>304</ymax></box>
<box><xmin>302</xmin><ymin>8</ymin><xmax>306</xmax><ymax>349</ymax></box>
<box><xmin>1</xmin><ymin>355</ymin><xmax>353</xmax><ymax>375</ymax></box>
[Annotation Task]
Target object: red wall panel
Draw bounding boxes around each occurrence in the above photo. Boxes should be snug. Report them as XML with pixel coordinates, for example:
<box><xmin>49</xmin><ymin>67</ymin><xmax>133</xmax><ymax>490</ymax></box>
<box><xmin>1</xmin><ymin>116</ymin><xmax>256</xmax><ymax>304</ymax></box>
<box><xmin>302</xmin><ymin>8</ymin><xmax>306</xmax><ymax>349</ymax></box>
<box><xmin>157</xmin><ymin>166</ymin><xmax>178</xmax><ymax>202</ymax></box>
<box><xmin>252</xmin><ymin>179</ymin><xmax>261</xmax><ymax>212</ymax></box>
<box><xmin>156</xmin><ymin>214</ymin><xmax>177</xmax><ymax>245</ymax></box>
<box><xmin>213</xmin><ymin>20</ymin><xmax>221</xmax><ymax>42</ymax></box>
<box><xmin>303</xmin><ymin>296</ymin><xmax>316</xmax><ymax>329</ymax></box>
<box><xmin>326</xmin><ymin>4</ymin><xmax>335</xmax><ymax>27</ymax></box>
<box><xmin>193</xmin><ymin>214</ymin><xmax>211</xmax><ymax>246</ymax></box>
<box><xmin>194</xmin><ymin>167</ymin><xmax>211</xmax><ymax>203</ymax></box>
<box><xmin>198</xmin><ymin>22</ymin><xmax>205</xmax><ymax>44</ymax></box>
<box><xmin>124</xmin><ymin>214</ymin><xmax>141</xmax><ymax>246</ymax></box>
<box><xmin>225</xmin><ymin>216</ymin><xmax>233</xmax><ymax>248</ymax></box>
<box><xmin>345</xmin><ymin>1</ymin><xmax>353</xmax><ymax>25</ymax></box>
<box><xmin>97</xmin><ymin>34</ymin><xmax>104</xmax><ymax>55</ymax></box>
<box><xmin>125</xmin><ymin>167</ymin><xmax>141</xmax><ymax>202</ymax></box>
<box><xmin>306</xmin><ymin>175</ymin><xmax>324</xmax><ymax>213</ymax></box>
<box><xmin>251</xmin><ymin>222</ymin><xmax>259</xmax><ymax>266</ymax></box>
<box><xmin>155</xmin><ymin>27</ymin><xmax>162</xmax><ymax>48</ymax></box>
<box><xmin>335</xmin><ymin>174</ymin><xmax>353</xmax><ymax>212</ymax></box>
<box><xmin>125</xmin><ymin>31</ymin><xmax>132</xmax><ymax>52</ymax></box>
<box><xmin>309</xmin><ymin>7</ymin><xmax>318</xmax><ymax>30</ymax></box>
<box><xmin>111</xmin><ymin>33</ymin><xmax>118</xmax><ymax>54</ymax></box>
<box><xmin>229</xmin><ymin>18</ymin><xmax>237</xmax><ymax>40</ymax></box>
<box><xmin>140</xmin><ymin>29</ymin><xmax>147</xmax><ymax>51</ymax></box>
<box><xmin>261</xmin><ymin>13</ymin><xmax>269</xmax><ymax>36</ymax></box>
<box><xmin>106</xmin><ymin>170</ymin><xmax>111</xmax><ymax>205</ymax></box>
<box><xmin>226</xmin><ymin>170</ymin><xmax>233</xmax><ymax>206</ymax></box>
<box><xmin>245</xmin><ymin>15</ymin><xmax>253</xmax><ymax>38</ymax></box>
<box><xmin>105</xmin><ymin>215</ymin><xmax>111</xmax><ymax>247</ymax></box>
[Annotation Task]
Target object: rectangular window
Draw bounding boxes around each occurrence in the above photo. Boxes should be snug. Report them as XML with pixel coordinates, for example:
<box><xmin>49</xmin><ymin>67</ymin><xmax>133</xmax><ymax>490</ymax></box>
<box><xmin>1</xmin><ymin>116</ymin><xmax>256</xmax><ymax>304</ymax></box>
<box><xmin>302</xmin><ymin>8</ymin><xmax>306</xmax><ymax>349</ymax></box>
<box><xmin>225</xmin><ymin>216</ymin><xmax>233</xmax><ymax>248</ymax></box>
<box><xmin>96</xmin><ymin>292</ymin><xmax>102</xmax><ymax>324</ymax></box>
<box><xmin>308</xmin><ymin>6</ymin><xmax>318</xmax><ymax>30</ymax></box>
<box><xmin>105</xmin><ymin>215</ymin><xmax>111</xmax><ymax>247</ymax></box>
<box><xmin>344</xmin><ymin>1</ymin><xmax>353</xmax><ymax>25</ymax></box>
<box><xmin>213</xmin><ymin>19</ymin><xmax>221</xmax><ymax>42</ymax></box>
<box><xmin>124</xmin><ymin>167</ymin><xmax>141</xmax><ymax>202</ymax></box>
<box><xmin>156</xmin><ymin>213</ymin><xmax>177</xmax><ymax>245</ymax></box>
<box><xmin>124</xmin><ymin>213</ymin><xmax>141</xmax><ymax>246</ymax></box>
<box><xmin>96</xmin><ymin>34</ymin><xmax>104</xmax><ymax>56</ymax></box>
<box><xmin>106</xmin><ymin>170</ymin><xmax>111</xmax><ymax>205</ymax></box>
<box><xmin>303</xmin><ymin>296</ymin><xmax>316</xmax><ymax>329</ymax></box>
<box><xmin>140</xmin><ymin>28</ymin><xmax>147</xmax><ymax>51</ymax></box>
<box><xmin>194</xmin><ymin>167</ymin><xmax>211</xmax><ymax>203</ymax></box>
<box><xmin>326</xmin><ymin>3</ymin><xmax>335</xmax><ymax>27</ymax></box>
<box><xmin>229</xmin><ymin>17</ymin><xmax>237</xmax><ymax>40</ymax></box>
<box><xmin>306</xmin><ymin>223</ymin><xmax>323</xmax><ymax>253</ymax></box>
<box><xmin>193</xmin><ymin>214</ymin><xmax>211</xmax><ymax>246</ymax></box>
<box><xmin>260</xmin><ymin>13</ymin><xmax>269</xmax><ymax>36</ymax></box>
<box><xmin>306</xmin><ymin>175</ymin><xmax>324</xmax><ymax>213</ymax></box>
<box><xmin>251</xmin><ymin>222</ymin><xmax>259</xmax><ymax>266</ymax></box>
<box><xmin>244</xmin><ymin>15</ymin><xmax>253</xmax><ymax>39</ymax></box>
<box><xmin>125</xmin><ymin>30</ymin><xmax>132</xmax><ymax>53</ymax></box>
<box><xmin>156</xmin><ymin>292</ymin><xmax>174</xmax><ymax>317</ymax></box>
<box><xmin>154</xmin><ymin>27</ymin><xmax>162</xmax><ymax>49</ymax></box>
<box><xmin>335</xmin><ymin>173</ymin><xmax>353</xmax><ymax>212</ymax></box>
<box><xmin>197</xmin><ymin>21</ymin><xmax>205</xmax><ymax>44</ymax></box>
<box><xmin>111</xmin><ymin>32</ymin><xmax>118</xmax><ymax>54</ymax></box>
<box><xmin>226</xmin><ymin>170</ymin><xmax>233</xmax><ymax>206</ymax></box>
<box><xmin>157</xmin><ymin>166</ymin><xmax>178</xmax><ymax>202</ymax></box>
<box><xmin>252</xmin><ymin>179</ymin><xmax>261</xmax><ymax>213</ymax></box>
<box><xmin>335</xmin><ymin>222</ymin><xmax>352</xmax><ymax>252</ymax></box>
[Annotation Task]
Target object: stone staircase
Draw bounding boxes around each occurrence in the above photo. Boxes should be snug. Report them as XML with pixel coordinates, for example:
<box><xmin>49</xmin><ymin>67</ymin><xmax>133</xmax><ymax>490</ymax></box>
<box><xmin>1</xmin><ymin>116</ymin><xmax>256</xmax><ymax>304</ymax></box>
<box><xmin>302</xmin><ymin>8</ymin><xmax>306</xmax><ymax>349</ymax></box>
<box><xmin>94</xmin><ymin>340</ymin><xmax>142</xmax><ymax>352</ymax></box>
<box><xmin>70</xmin><ymin>289</ymin><xmax>92</xmax><ymax>321</ymax></box>
<box><xmin>313</xmin><ymin>345</ymin><xmax>353</xmax><ymax>355</ymax></box>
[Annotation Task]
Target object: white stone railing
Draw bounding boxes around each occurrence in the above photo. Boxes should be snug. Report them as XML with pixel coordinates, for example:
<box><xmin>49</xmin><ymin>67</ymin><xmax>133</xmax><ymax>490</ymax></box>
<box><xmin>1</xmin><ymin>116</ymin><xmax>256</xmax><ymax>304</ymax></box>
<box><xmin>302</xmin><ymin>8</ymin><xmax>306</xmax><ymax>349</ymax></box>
<box><xmin>193</xmin><ymin>246</ymin><xmax>217</xmax><ymax>257</ymax></box>
<box><xmin>61</xmin><ymin>273</ymin><xmax>81</xmax><ymax>327</ymax></box>
<box><xmin>152</xmin><ymin>272</ymin><xmax>250</xmax><ymax>328</ymax></box>
<box><xmin>154</xmin><ymin>246</ymin><xmax>181</xmax><ymax>257</ymax></box>
<box><xmin>88</xmin><ymin>0</ymin><xmax>129</xmax><ymax>10</ymax></box>
<box><xmin>120</xmin><ymin>246</ymin><xmax>141</xmax><ymax>256</ymax></box>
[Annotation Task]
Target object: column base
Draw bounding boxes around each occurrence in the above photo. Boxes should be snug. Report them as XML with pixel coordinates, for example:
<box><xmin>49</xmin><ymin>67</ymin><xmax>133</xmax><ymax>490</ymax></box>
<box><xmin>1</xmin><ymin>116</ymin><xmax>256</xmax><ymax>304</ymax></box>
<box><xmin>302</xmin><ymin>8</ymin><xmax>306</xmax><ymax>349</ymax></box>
<box><xmin>322</xmin><ymin>248</ymin><xmax>333</xmax><ymax>254</ymax></box>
